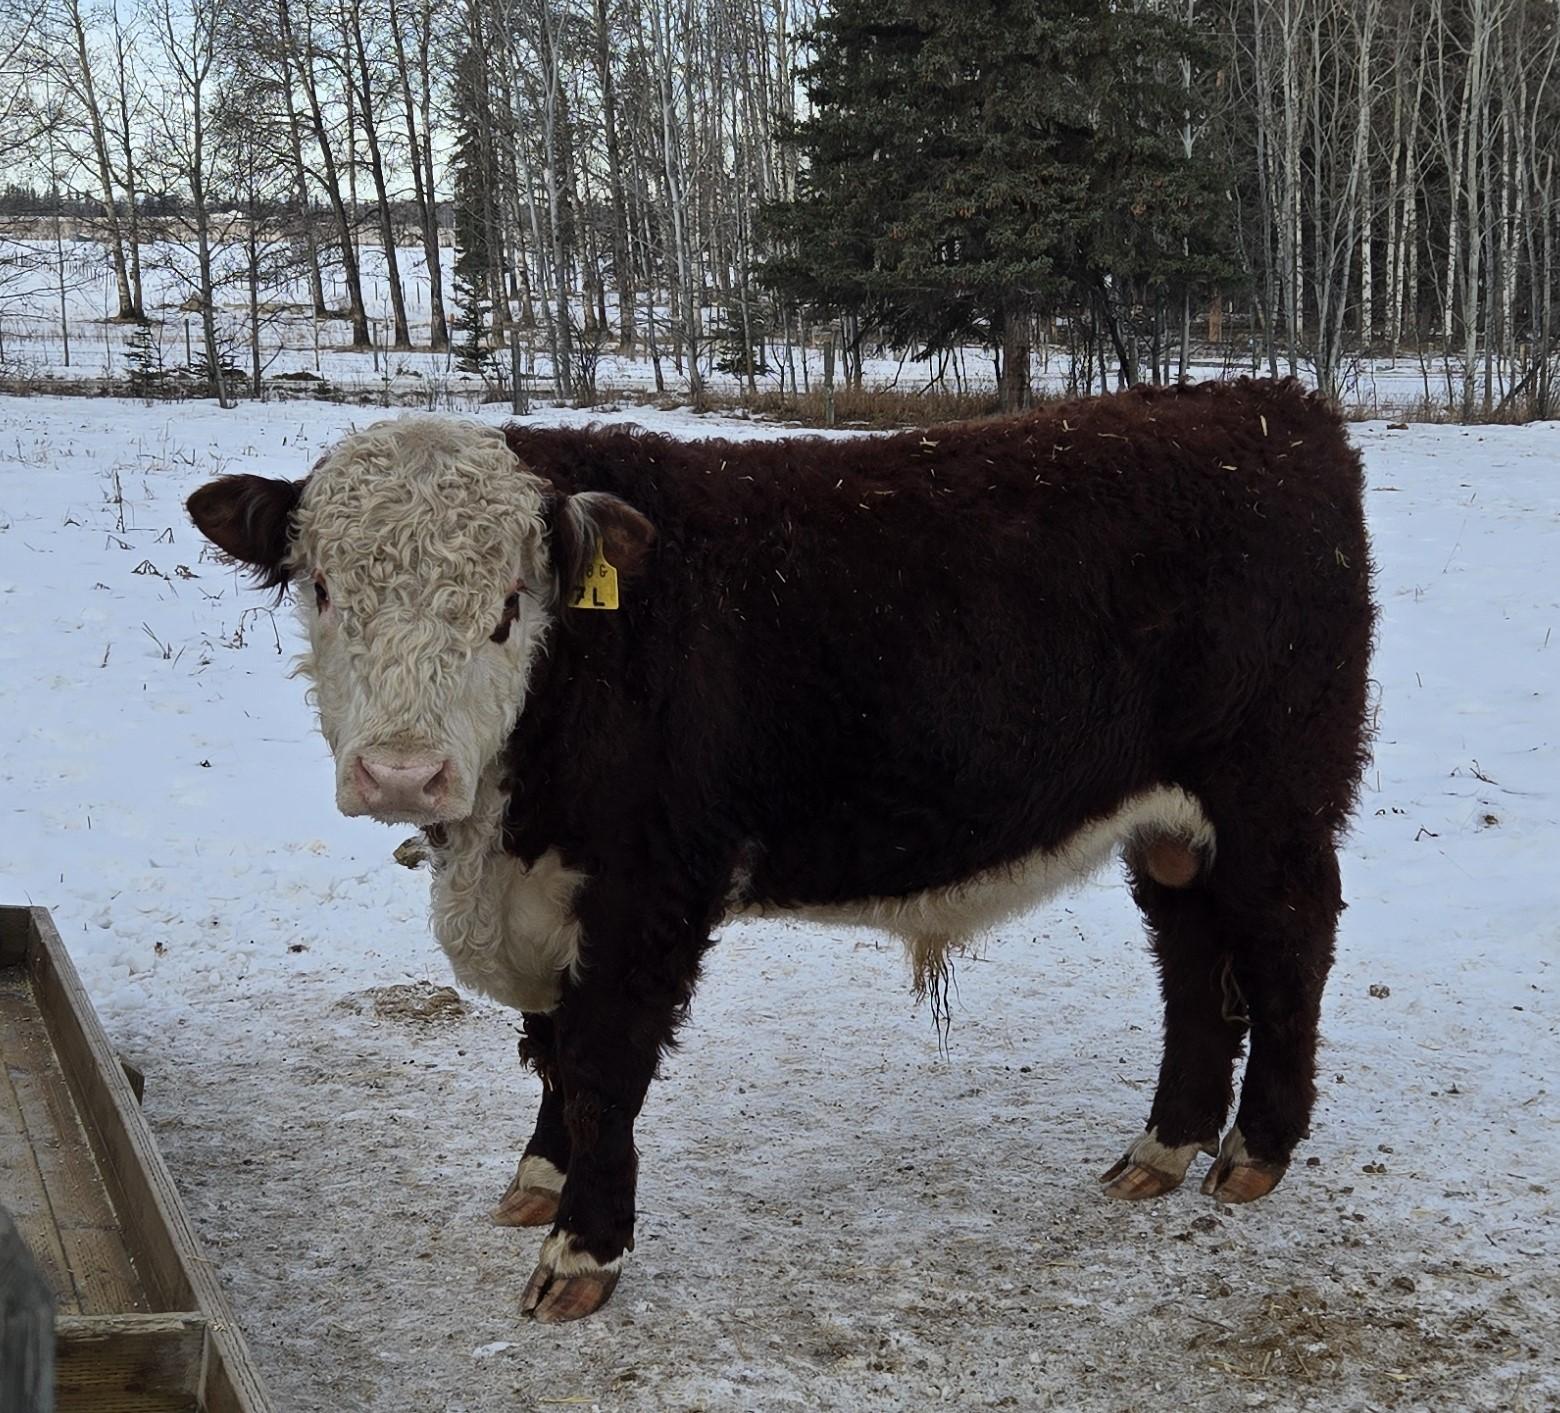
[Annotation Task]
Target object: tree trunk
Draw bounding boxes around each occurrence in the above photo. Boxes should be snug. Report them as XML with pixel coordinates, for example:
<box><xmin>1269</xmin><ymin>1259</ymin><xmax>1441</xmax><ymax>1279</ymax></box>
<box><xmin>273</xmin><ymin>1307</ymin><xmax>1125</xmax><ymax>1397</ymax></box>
<box><xmin>279</xmin><ymin>74</ymin><xmax>328</xmax><ymax>318</ymax></box>
<box><xmin>189</xmin><ymin>111</ymin><xmax>229</xmax><ymax>406</ymax></box>
<box><xmin>279</xmin><ymin>0</ymin><xmax>371</xmax><ymax>347</ymax></box>
<box><xmin>649</xmin><ymin>0</ymin><xmax>701</xmax><ymax>400</ymax></box>
<box><xmin>249</xmin><ymin>226</ymin><xmax>263</xmax><ymax>399</ymax></box>
<box><xmin>593</xmin><ymin>0</ymin><xmax>635</xmax><ymax>350</ymax></box>
<box><xmin>999</xmin><ymin>303</ymin><xmax>1031</xmax><ymax>412</ymax></box>
<box><xmin>387</xmin><ymin>0</ymin><xmax>446</xmax><ymax>348</ymax></box>
<box><xmin>348</xmin><ymin>0</ymin><xmax>411</xmax><ymax>348</ymax></box>
<box><xmin>65</xmin><ymin>0</ymin><xmax>137</xmax><ymax>318</ymax></box>
<box><xmin>1540</xmin><ymin>157</ymin><xmax>1554</xmax><ymax>417</ymax></box>
<box><xmin>110</xmin><ymin>12</ymin><xmax>145</xmax><ymax>315</ymax></box>
<box><xmin>1360</xmin><ymin>166</ymin><xmax>1373</xmax><ymax>348</ymax></box>
<box><xmin>537</xmin><ymin>7</ymin><xmax>577</xmax><ymax>399</ymax></box>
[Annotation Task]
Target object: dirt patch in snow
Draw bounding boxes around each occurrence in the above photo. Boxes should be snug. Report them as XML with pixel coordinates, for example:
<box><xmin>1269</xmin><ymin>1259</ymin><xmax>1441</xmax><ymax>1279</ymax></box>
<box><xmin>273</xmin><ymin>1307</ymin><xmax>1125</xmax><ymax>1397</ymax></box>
<box><xmin>1181</xmin><ymin>1279</ymin><xmax>1544</xmax><ymax>1399</ymax></box>
<box><xmin>339</xmin><ymin>981</ymin><xmax>470</xmax><ymax>1026</ymax></box>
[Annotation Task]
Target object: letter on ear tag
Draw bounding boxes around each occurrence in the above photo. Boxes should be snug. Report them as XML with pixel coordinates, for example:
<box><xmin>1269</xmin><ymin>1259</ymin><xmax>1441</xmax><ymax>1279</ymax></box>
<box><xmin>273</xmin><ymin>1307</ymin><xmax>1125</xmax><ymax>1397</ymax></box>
<box><xmin>571</xmin><ymin>544</ymin><xmax>619</xmax><ymax>610</ymax></box>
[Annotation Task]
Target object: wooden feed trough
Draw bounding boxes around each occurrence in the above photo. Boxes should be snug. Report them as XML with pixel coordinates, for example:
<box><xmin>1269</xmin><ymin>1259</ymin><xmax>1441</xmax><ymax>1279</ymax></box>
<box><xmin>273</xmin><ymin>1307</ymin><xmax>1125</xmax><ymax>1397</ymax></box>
<box><xmin>0</xmin><ymin>904</ymin><xmax>273</xmax><ymax>1412</ymax></box>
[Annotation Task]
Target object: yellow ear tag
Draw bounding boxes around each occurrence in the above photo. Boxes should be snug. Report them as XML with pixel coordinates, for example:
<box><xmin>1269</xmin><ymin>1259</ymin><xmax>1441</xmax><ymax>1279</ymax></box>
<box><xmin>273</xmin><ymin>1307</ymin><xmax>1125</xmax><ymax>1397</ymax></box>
<box><xmin>571</xmin><ymin>543</ymin><xmax>620</xmax><ymax>610</ymax></box>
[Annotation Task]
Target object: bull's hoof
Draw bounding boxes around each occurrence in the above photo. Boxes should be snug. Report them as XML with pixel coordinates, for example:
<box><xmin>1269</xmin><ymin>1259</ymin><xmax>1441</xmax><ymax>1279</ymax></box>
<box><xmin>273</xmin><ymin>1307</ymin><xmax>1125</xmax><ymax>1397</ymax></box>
<box><xmin>1200</xmin><ymin>1126</ymin><xmax>1287</xmax><ymax>1204</ymax></box>
<box><xmin>494</xmin><ymin>1155</ymin><xmax>565</xmax><ymax>1228</ymax></box>
<box><xmin>1201</xmin><ymin>1159</ymin><xmax>1286</xmax><ymax>1203</ymax></box>
<box><xmin>1100</xmin><ymin>1127</ymin><xmax>1215</xmax><ymax>1201</ymax></box>
<box><xmin>521</xmin><ymin>1231</ymin><xmax>623</xmax><ymax>1324</ymax></box>
<box><xmin>495</xmin><ymin>1188</ymin><xmax>560</xmax><ymax>1228</ymax></box>
<box><xmin>1099</xmin><ymin>1157</ymin><xmax>1182</xmax><ymax>1200</ymax></box>
<box><xmin>522</xmin><ymin>1267</ymin><xmax>620</xmax><ymax>1323</ymax></box>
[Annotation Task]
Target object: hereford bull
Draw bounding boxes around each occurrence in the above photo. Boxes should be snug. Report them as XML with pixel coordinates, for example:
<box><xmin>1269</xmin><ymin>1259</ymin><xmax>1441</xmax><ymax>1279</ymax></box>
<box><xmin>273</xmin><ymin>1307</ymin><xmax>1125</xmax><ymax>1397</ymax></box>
<box><xmin>187</xmin><ymin>377</ymin><xmax>1374</xmax><ymax>1323</ymax></box>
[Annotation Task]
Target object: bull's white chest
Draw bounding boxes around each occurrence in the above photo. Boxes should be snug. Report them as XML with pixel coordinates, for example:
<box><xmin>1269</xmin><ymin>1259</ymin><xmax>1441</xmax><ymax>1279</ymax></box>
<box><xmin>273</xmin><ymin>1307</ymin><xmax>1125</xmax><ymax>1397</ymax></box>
<box><xmin>428</xmin><ymin>786</ymin><xmax>584</xmax><ymax>1014</ymax></box>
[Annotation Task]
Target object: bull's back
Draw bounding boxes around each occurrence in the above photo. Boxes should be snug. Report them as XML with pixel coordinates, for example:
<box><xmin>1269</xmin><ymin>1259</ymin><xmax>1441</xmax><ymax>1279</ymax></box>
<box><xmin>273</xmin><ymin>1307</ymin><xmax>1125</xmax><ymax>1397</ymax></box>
<box><xmin>690</xmin><ymin>378</ymin><xmax>1367</xmax><ymax>771</ymax></box>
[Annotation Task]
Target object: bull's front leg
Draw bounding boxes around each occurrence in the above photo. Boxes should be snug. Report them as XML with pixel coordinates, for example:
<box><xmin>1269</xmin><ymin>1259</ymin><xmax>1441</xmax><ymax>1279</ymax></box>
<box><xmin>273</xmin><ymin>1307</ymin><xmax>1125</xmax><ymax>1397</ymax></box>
<box><xmin>494</xmin><ymin>1012</ymin><xmax>570</xmax><ymax>1228</ymax></box>
<box><xmin>520</xmin><ymin>890</ymin><xmax>704</xmax><ymax>1324</ymax></box>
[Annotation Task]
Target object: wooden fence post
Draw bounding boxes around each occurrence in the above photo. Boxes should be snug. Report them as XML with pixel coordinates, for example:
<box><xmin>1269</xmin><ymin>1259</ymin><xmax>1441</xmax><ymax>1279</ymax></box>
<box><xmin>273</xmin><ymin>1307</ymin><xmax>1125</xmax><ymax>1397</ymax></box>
<box><xmin>0</xmin><ymin>1205</ymin><xmax>55</xmax><ymax>1413</ymax></box>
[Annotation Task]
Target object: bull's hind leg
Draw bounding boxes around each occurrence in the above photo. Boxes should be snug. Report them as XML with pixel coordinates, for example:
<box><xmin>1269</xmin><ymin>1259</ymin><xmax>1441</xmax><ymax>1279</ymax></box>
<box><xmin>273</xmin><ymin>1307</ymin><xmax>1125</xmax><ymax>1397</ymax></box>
<box><xmin>1201</xmin><ymin>834</ymin><xmax>1341</xmax><ymax>1204</ymax></box>
<box><xmin>1101</xmin><ymin>846</ymin><xmax>1247</xmax><ymax>1200</ymax></box>
<box><xmin>495</xmin><ymin>1012</ymin><xmax>570</xmax><ymax>1228</ymax></box>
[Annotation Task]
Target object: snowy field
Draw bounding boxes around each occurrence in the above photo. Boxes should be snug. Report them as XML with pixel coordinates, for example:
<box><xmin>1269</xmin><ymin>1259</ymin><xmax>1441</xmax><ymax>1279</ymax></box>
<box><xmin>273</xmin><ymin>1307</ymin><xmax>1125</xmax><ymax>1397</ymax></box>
<box><xmin>1</xmin><ymin>393</ymin><xmax>1557</xmax><ymax>1411</ymax></box>
<box><xmin>0</xmin><ymin>237</ymin><xmax>1482</xmax><ymax>415</ymax></box>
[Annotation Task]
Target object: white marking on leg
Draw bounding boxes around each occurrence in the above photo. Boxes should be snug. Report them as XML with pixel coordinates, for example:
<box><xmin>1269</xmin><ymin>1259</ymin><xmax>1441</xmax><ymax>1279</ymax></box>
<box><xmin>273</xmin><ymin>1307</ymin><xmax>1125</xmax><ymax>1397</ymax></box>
<box><xmin>1214</xmin><ymin>1125</ymin><xmax>1251</xmax><ymax>1166</ymax></box>
<box><xmin>537</xmin><ymin>1229</ymin><xmax>625</xmax><ymax>1279</ymax></box>
<box><xmin>514</xmin><ymin>1155</ymin><xmax>565</xmax><ymax>1196</ymax></box>
<box><xmin>1125</xmin><ymin>1126</ymin><xmax>1207</xmax><ymax>1182</ymax></box>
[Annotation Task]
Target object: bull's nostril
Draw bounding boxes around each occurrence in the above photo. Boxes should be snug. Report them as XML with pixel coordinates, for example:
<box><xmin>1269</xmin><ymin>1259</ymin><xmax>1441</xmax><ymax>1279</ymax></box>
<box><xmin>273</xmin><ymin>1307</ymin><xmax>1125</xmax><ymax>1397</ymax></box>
<box><xmin>354</xmin><ymin>758</ymin><xmax>381</xmax><ymax>801</ymax></box>
<box><xmin>425</xmin><ymin>763</ymin><xmax>450</xmax><ymax>799</ymax></box>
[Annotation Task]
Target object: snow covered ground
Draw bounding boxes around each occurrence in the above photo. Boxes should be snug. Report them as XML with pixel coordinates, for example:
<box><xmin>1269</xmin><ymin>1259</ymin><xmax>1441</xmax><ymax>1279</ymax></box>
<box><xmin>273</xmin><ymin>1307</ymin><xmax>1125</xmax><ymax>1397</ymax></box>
<box><xmin>1</xmin><ymin>393</ymin><xmax>1556</xmax><ymax>1411</ymax></box>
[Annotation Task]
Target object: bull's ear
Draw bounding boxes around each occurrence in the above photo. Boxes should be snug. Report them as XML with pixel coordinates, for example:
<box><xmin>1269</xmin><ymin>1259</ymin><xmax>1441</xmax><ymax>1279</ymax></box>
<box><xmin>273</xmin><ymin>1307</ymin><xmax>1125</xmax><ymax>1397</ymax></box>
<box><xmin>186</xmin><ymin>475</ymin><xmax>302</xmax><ymax>591</ymax></box>
<box><xmin>553</xmin><ymin>491</ymin><xmax>657</xmax><ymax>598</ymax></box>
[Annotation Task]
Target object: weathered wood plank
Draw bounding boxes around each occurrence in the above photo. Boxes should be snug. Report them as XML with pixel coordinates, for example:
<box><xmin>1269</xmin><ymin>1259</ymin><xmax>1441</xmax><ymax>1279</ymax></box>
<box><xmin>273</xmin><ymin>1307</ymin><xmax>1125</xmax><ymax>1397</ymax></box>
<box><xmin>1</xmin><ymin>1204</ymin><xmax>56</xmax><ymax>1413</ymax></box>
<box><xmin>16</xmin><ymin>906</ymin><xmax>274</xmax><ymax>1412</ymax></box>
<box><xmin>59</xmin><ymin>1225</ymin><xmax>149</xmax><ymax>1320</ymax></box>
<box><xmin>0</xmin><ymin>981</ymin><xmax>81</xmax><ymax>1315</ymax></box>
<box><xmin>54</xmin><ymin>1312</ymin><xmax>204</xmax><ymax>1413</ymax></box>
<box><xmin>24</xmin><ymin>917</ymin><xmax>195</xmax><ymax>1313</ymax></box>
<box><xmin>0</xmin><ymin>1108</ymin><xmax>72</xmax><ymax>1312</ymax></box>
<box><xmin>0</xmin><ymin>978</ymin><xmax>146</xmax><ymax>1315</ymax></box>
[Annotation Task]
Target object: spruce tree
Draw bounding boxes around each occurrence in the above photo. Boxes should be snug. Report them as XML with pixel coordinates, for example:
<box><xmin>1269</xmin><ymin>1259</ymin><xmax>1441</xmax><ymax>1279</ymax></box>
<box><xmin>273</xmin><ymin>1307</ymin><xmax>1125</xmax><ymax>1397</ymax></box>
<box><xmin>1064</xmin><ymin>4</ymin><xmax>1236</xmax><ymax>384</ymax></box>
<box><xmin>764</xmin><ymin>0</ymin><xmax>1233</xmax><ymax>404</ymax></box>
<box><xmin>712</xmin><ymin>292</ymin><xmax>773</xmax><ymax>384</ymax></box>
<box><xmin>452</xmin><ymin>264</ymin><xmax>495</xmax><ymax>378</ymax></box>
<box><xmin>767</xmin><ymin>0</ymin><xmax>1098</xmax><ymax>408</ymax></box>
<box><xmin>450</xmin><ymin>40</ymin><xmax>497</xmax><ymax>380</ymax></box>
<box><xmin>125</xmin><ymin>321</ymin><xmax>168</xmax><ymax>400</ymax></box>
<box><xmin>188</xmin><ymin>324</ymin><xmax>245</xmax><ymax>400</ymax></box>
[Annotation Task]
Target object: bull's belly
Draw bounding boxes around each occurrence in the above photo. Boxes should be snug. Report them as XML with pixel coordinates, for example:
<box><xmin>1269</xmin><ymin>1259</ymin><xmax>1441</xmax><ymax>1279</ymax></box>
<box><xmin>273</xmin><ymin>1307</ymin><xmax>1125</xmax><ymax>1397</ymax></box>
<box><xmin>728</xmin><ymin>784</ymin><xmax>1215</xmax><ymax>953</ymax></box>
<box><xmin>429</xmin><ymin>783</ymin><xmax>1213</xmax><ymax>1014</ymax></box>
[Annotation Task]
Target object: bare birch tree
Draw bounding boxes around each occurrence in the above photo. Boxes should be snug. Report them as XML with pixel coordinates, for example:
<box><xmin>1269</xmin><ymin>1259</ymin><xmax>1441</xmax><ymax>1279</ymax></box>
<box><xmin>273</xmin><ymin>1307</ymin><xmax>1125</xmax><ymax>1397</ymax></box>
<box><xmin>146</xmin><ymin>0</ymin><xmax>234</xmax><ymax>405</ymax></box>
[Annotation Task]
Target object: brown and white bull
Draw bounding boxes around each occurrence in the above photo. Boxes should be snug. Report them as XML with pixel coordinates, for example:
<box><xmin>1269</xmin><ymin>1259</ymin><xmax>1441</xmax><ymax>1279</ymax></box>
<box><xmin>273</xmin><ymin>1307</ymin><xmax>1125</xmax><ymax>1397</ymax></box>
<box><xmin>187</xmin><ymin>379</ymin><xmax>1375</xmax><ymax>1322</ymax></box>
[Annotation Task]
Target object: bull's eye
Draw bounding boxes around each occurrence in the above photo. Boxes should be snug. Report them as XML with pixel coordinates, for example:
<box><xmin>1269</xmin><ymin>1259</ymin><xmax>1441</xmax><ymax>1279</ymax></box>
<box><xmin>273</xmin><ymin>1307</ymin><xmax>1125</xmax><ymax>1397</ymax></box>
<box><xmin>490</xmin><ymin>590</ymin><xmax>521</xmax><ymax>645</ymax></box>
<box><xmin>313</xmin><ymin>573</ymin><xmax>330</xmax><ymax>612</ymax></box>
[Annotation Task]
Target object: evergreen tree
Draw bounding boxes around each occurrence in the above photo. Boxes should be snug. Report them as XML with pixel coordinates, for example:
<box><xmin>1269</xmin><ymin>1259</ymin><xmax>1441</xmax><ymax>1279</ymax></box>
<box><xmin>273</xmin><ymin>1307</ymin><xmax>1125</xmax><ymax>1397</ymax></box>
<box><xmin>188</xmin><ymin>323</ymin><xmax>246</xmax><ymax>398</ymax></box>
<box><xmin>450</xmin><ymin>36</ymin><xmax>498</xmax><ymax>379</ymax></box>
<box><xmin>1064</xmin><ymin>4</ymin><xmax>1236</xmax><ymax>384</ymax></box>
<box><xmin>763</xmin><ymin>0</ymin><xmax>1232</xmax><ymax>404</ymax></box>
<box><xmin>452</xmin><ymin>265</ymin><xmax>496</xmax><ymax>378</ymax></box>
<box><xmin>711</xmin><ymin>292</ymin><xmax>774</xmax><ymax>385</ymax></box>
<box><xmin>125</xmin><ymin>321</ymin><xmax>168</xmax><ymax>400</ymax></box>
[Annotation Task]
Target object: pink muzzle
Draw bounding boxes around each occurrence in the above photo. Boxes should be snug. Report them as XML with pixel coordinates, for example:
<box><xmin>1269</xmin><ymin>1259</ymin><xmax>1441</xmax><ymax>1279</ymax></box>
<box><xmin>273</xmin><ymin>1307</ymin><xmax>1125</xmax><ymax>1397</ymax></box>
<box><xmin>352</xmin><ymin>753</ymin><xmax>452</xmax><ymax>815</ymax></box>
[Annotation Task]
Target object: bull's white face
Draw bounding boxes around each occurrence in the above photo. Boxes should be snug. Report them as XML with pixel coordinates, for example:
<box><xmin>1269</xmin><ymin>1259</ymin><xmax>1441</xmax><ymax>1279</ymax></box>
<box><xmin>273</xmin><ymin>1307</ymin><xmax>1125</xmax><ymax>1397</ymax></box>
<box><xmin>188</xmin><ymin>415</ymin><xmax>654</xmax><ymax>830</ymax></box>
<box><xmin>288</xmin><ymin>418</ymin><xmax>554</xmax><ymax>825</ymax></box>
